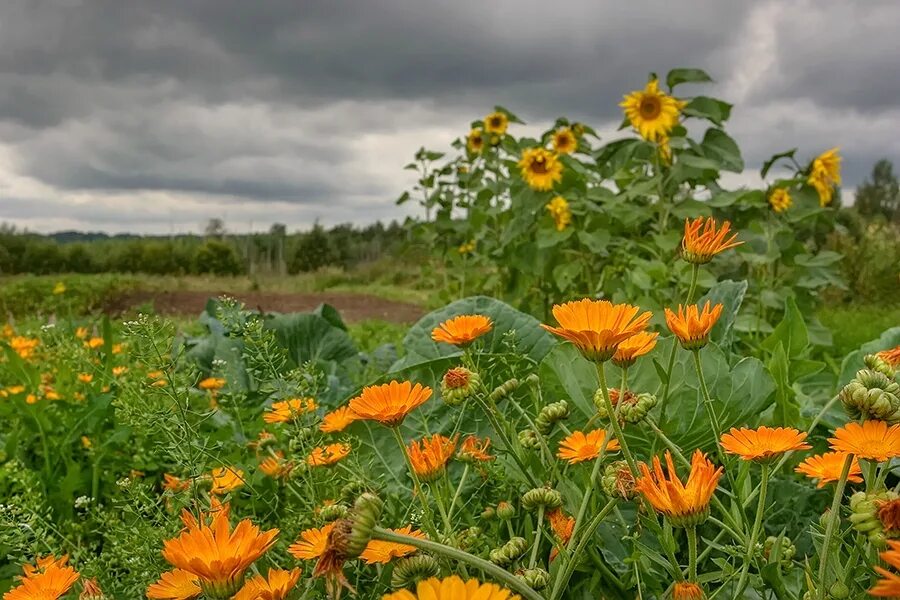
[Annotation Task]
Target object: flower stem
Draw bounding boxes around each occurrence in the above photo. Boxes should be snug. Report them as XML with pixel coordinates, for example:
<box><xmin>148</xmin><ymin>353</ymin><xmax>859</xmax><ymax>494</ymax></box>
<box><xmin>691</xmin><ymin>350</ymin><xmax>727</xmax><ymax>464</ymax></box>
<box><xmin>529</xmin><ymin>506</ymin><xmax>545</xmax><ymax>569</ymax></box>
<box><xmin>734</xmin><ymin>463</ymin><xmax>769</xmax><ymax>596</ymax></box>
<box><xmin>390</xmin><ymin>426</ymin><xmax>437</xmax><ymax>535</ymax></box>
<box><xmin>597</xmin><ymin>362</ymin><xmax>637</xmax><ymax>475</ymax></box>
<box><xmin>659</xmin><ymin>263</ymin><xmax>699</xmax><ymax>425</ymax></box>
<box><xmin>447</xmin><ymin>464</ymin><xmax>469</xmax><ymax>521</ymax></box>
<box><xmin>549</xmin><ymin>499</ymin><xmax>617</xmax><ymax>600</ymax></box>
<box><xmin>817</xmin><ymin>453</ymin><xmax>853</xmax><ymax>600</ymax></box>
<box><xmin>686</xmin><ymin>525</ymin><xmax>699</xmax><ymax>582</ymax></box>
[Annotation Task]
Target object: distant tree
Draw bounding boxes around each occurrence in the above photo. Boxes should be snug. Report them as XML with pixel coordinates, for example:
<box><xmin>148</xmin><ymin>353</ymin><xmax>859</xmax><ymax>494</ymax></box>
<box><xmin>288</xmin><ymin>223</ymin><xmax>334</xmax><ymax>273</ymax></box>
<box><xmin>21</xmin><ymin>241</ymin><xmax>64</xmax><ymax>274</ymax></box>
<box><xmin>64</xmin><ymin>244</ymin><xmax>98</xmax><ymax>273</ymax></box>
<box><xmin>194</xmin><ymin>240</ymin><xmax>243</xmax><ymax>275</ymax></box>
<box><xmin>856</xmin><ymin>159</ymin><xmax>900</xmax><ymax>222</ymax></box>
<box><xmin>204</xmin><ymin>218</ymin><xmax>226</xmax><ymax>239</ymax></box>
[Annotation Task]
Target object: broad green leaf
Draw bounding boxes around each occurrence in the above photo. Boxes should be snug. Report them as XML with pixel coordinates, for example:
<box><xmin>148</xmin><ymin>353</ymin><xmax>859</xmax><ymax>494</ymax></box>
<box><xmin>768</xmin><ymin>342</ymin><xmax>802</xmax><ymax>425</ymax></box>
<box><xmin>702</xmin><ymin>128</ymin><xmax>743</xmax><ymax>172</ymax></box>
<box><xmin>761</xmin><ymin>297</ymin><xmax>809</xmax><ymax>358</ymax></box>
<box><xmin>666</xmin><ymin>68</ymin><xmax>713</xmax><ymax>89</ymax></box>
<box><xmin>698</xmin><ymin>279</ymin><xmax>748</xmax><ymax>349</ymax></box>
<box><xmin>683</xmin><ymin>96</ymin><xmax>733</xmax><ymax>126</ymax></box>
<box><xmin>266</xmin><ymin>313</ymin><xmax>358</xmax><ymax>366</ymax></box>
<box><xmin>761</xmin><ymin>149</ymin><xmax>797</xmax><ymax>179</ymax></box>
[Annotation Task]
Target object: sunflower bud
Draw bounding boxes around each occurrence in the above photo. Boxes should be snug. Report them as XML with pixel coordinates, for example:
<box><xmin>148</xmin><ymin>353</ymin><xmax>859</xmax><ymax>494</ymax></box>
<box><xmin>344</xmin><ymin>493</ymin><xmax>383</xmax><ymax>557</ymax></box>
<box><xmin>521</xmin><ymin>487</ymin><xmax>563</xmax><ymax>511</ymax></box>
<box><xmin>518</xmin><ymin>429</ymin><xmax>540</xmax><ymax>449</ymax></box>
<box><xmin>518</xmin><ymin>568</ymin><xmax>551</xmax><ymax>590</ymax></box>
<box><xmin>489</xmin><ymin>379</ymin><xmax>520</xmax><ymax>403</ymax></box>
<box><xmin>496</xmin><ymin>501</ymin><xmax>516</xmax><ymax>520</ymax></box>
<box><xmin>489</xmin><ymin>537</ymin><xmax>528</xmax><ymax>566</ymax></box>
<box><xmin>866</xmin><ymin>354</ymin><xmax>896</xmax><ymax>378</ymax></box>
<box><xmin>763</xmin><ymin>536</ymin><xmax>796</xmax><ymax>569</ymax></box>
<box><xmin>390</xmin><ymin>555</ymin><xmax>440</xmax><ymax>589</ymax></box>
<box><xmin>535</xmin><ymin>400</ymin><xmax>570</xmax><ymax>434</ymax></box>
<box><xmin>572</xmin><ymin>123</ymin><xmax>585</xmax><ymax>138</ymax></box>
<box><xmin>601</xmin><ymin>460</ymin><xmax>637</xmax><ymax>500</ymax></box>
<box><xmin>849</xmin><ymin>490</ymin><xmax>897</xmax><ymax>546</ymax></box>
<box><xmin>840</xmin><ymin>369</ymin><xmax>900</xmax><ymax>422</ymax></box>
<box><xmin>441</xmin><ymin>367</ymin><xmax>481</xmax><ymax>407</ymax></box>
<box><xmin>319</xmin><ymin>503</ymin><xmax>350</xmax><ymax>522</ymax></box>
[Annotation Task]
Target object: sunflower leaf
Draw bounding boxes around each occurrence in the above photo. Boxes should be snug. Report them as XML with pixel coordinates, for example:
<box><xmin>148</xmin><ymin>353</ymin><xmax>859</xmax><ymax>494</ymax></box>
<box><xmin>666</xmin><ymin>68</ymin><xmax>713</xmax><ymax>90</ymax></box>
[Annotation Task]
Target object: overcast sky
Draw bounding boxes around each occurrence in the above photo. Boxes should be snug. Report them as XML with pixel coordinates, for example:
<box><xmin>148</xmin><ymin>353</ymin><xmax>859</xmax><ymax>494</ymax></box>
<box><xmin>0</xmin><ymin>0</ymin><xmax>898</xmax><ymax>234</ymax></box>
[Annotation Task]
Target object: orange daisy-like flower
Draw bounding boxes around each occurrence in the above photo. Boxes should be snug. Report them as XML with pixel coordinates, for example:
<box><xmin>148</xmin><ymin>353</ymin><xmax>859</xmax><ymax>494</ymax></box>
<box><xmin>307</xmin><ymin>443</ymin><xmax>352</xmax><ymax>467</ymax></box>
<box><xmin>431</xmin><ymin>315</ymin><xmax>493</xmax><ymax>346</ymax></box>
<box><xmin>4</xmin><ymin>556</ymin><xmax>80</xmax><ymax>600</ymax></box>
<box><xmin>359</xmin><ymin>526</ymin><xmax>425</xmax><ymax>564</ymax></box>
<box><xmin>720</xmin><ymin>426</ymin><xmax>811</xmax><ymax>462</ymax></box>
<box><xmin>320</xmin><ymin>405</ymin><xmax>357</xmax><ymax>433</ymax></box>
<box><xmin>160</xmin><ymin>505</ymin><xmax>278</xmax><ymax>599</ymax></box>
<box><xmin>672</xmin><ymin>581</ymin><xmax>704</xmax><ymax>600</ymax></box>
<box><xmin>198</xmin><ymin>376</ymin><xmax>226</xmax><ymax>391</ymax></box>
<box><xmin>146</xmin><ymin>569</ymin><xmax>202</xmax><ymax>600</ymax></box>
<box><xmin>407</xmin><ymin>434</ymin><xmax>457</xmax><ymax>482</ymax></box>
<box><xmin>877</xmin><ymin>345</ymin><xmax>900</xmax><ymax>369</ymax></box>
<box><xmin>10</xmin><ymin>336</ymin><xmax>40</xmax><ymax>359</ymax></box>
<box><xmin>541</xmin><ymin>299</ymin><xmax>653</xmax><ymax>363</ymax></box>
<box><xmin>349</xmin><ymin>380</ymin><xmax>432</xmax><ymax>427</ymax></box>
<box><xmin>77</xmin><ymin>373</ymin><xmax>93</xmax><ymax>384</ymax></box>
<box><xmin>612</xmin><ymin>331</ymin><xmax>659</xmax><ymax>368</ymax></box>
<box><xmin>795</xmin><ymin>452</ymin><xmax>863</xmax><ymax>488</ymax></box>
<box><xmin>547</xmin><ymin>508</ymin><xmax>575</xmax><ymax>545</ymax></box>
<box><xmin>681</xmin><ymin>217</ymin><xmax>742</xmax><ymax>265</ymax></box>
<box><xmin>233</xmin><ymin>568</ymin><xmax>301</xmax><ymax>600</ymax></box>
<box><xmin>635</xmin><ymin>450</ymin><xmax>723</xmax><ymax>528</ymax></box>
<box><xmin>871</xmin><ymin>540</ymin><xmax>900</xmax><ymax>597</ymax></box>
<box><xmin>829</xmin><ymin>421</ymin><xmax>900</xmax><ymax>462</ymax></box>
<box><xmin>664</xmin><ymin>301</ymin><xmax>723</xmax><ymax>350</ymax></box>
<box><xmin>210</xmin><ymin>467</ymin><xmax>245</xmax><ymax>495</ymax></box>
<box><xmin>557</xmin><ymin>429</ymin><xmax>620</xmax><ymax>464</ymax></box>
<box><xmin>260</xmin><ymin>452</ymin><xmax>294</xmax><ymax>478</ymax></box>
<box><xmin>382</xmin><ymin>576</ymin><xmax>519</xmax><ymax>600</ymax></box>
<box><xmin>288</xmin><ymin>523</ymin><xmax>333</xmax><ymax>561</ymax></box>
<box><xmin>163</xmin><ymin>473</ymin><xmax>191</xmax><ymax>493</ymax></box>
<box><xmin>263</xmin><ymin>398</ymin><xmax>317</xmax><ymax>424</ymax></box>
<box><xmin>458</xmin><ymin>435</ymin><xmax>494</xmax><ymax>463</ymax></box>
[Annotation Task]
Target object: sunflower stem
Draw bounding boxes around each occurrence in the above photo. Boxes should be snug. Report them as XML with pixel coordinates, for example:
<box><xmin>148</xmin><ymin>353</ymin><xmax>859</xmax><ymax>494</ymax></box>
<box><xmin>734</xmin><ymin>462</ymin><xmax>769</xmax><ymax>596</ymax></box>
<box><xmin>816</xmin><ymin>453</ymin><xmax>853</xmax><ymax>600</ymax></box>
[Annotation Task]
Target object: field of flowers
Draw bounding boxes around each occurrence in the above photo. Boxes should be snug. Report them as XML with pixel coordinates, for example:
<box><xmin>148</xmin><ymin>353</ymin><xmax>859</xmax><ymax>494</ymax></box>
<box><xmin>1</xmin><ymin>68</ymin><xmax>899</xmax><ymax>600</ymax></box>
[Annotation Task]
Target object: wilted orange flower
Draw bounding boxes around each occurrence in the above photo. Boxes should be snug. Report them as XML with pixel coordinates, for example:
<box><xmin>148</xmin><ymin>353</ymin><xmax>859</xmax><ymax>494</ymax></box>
<box><xmin>547</xmin><ymin>508</ymin><xmax>575</xmax><ymax>545</ymax></box>
<box><xmin>74</xmin><ymin>327</ymin><xmax>88</xmax><ymax>339</ymax></box>
<box><xmin>162</xmin><ymin>473</ymin><xmax>191</xmax><ymax>493</ymax></box>
<box><xmin>612</xmin><ymin>331</ymin><xmax>659</xmax><ymax>367</ymax></box>
<box><xmin>458</xmin><ymin>435</ymin><xmax>494</xmax><ymax>463</ymax></box>
<box><xmin>720</xmin><ymin>426</ymin><xmax>811</xmax><ymax>462</ymax></box>
<box><xmin>263</xmin><ymin>398</ymin><xmax>317</xmax><ymax>424</ymax></box>
<box><xmin>795</xmin><ymin>452</ymin><xmax>863</xmax><ymax>488</ymax></box>
<box><xmin>542</xmin><ymin>299</ymin><xmax>652</xmax><ymax>363</ymax></box>
<box><xmin>288</xmin><ymin>523</ymin><xmax>333</xmax><ymax>560</ymax></box>
<box><xmin>681</xmin><ymin>217</ymin><xmax>742</xmax><ymax>264</ymax></box>
<box><xmin>829</xmin><ymin>421</ymin><xmax>900</xmax><ymax>462</ymax></box>
<box><xmin>198</xmin><ymin>377</ymin><xmax>226</xmax><ymax>391</ymax></box>
<box><xmin>307</xmin><ymin>443</ymin><xmax>351</xmax><ymax>467</ymax></box>
<box><xmin>146</xmin><ymin>569</ymin><xmax>201</xmax><ymax>600</ymax></box>
<box><xmin>5</xmin><ymin>555</ymin><xmax>80</xmax><ymax>600</ymax></box>
<box><xmin>407</xmin><ymin>434</ymin><xmax>457</xmax><ymax>481</ymax></box>
<box><xmin>80</xmin><ymin>577</ymin><xmax>104</xmax><ymax>599</ymax></box>
<box><xmin>551</xmin><ymin>127</ymin><xmax>577</xmax><ymax>154</ymax></box>
<box><xmin>877</xmin><ymin>345</ymin><xmax>900</xmax><ymax>369</ymax></box>
<box><xmin>360</xmin><ymin>526</ymin><xmax>425</xmax><ymax>564</ymax></box>
<box><xmin>635</xmin><ymin>450</ymin><xmax>723</xmax><ymax>527</ymax></box>
<box><xmin>159</xmin><ymin>504</ymin><xmax>278</xmax><ymax>599</ymax></box>
<box><xmin>210</xmin><ymin>467</ymin><xmax>245</xmax><ymax>495</ymax></box>
<box><xmin>871</xmin><ymin>540</ymin><xmax>900</xmax><ymax>597</ymax></box>
<box><xmin>233</xmin><ymin>568</ymin><xmax>301</xmax><ymax>600</ymax></box>
<box><xmin>672</xmin><ymin>581</ymin><xmax>704</xmax><ymax>600</ymax></box>
<box><xmin>349</xmin><ymin>380</ymin><xmax>432</xmax><ymax>427</ymax></box>
<box><xmin>260</xmin><ymin>452</ymin><xmax>294</xmax><ymax>478</ymax></box>
<box><xmin>320</xmin><ymin>405</ymin><xmax>357</xmax><ymax>433</ymax></box>
<box><xmin>382</xmin><ymin>576</ymin><xmax>519</xmax><ymax>600</ymax></box>
<box><xmin>664</xmin><ymin>301</ymin><xmax>723</xmax><ymax>350</ymax></box>
<box><xmin>431</xmin><ymin>315</ymin><xmax>493</xmax><ymax>346</ymax></box>
<box><xmin>557</xmin><ymin>429</ymin><xmax>620</xmax><ymax>464</ymax></box>
<box><xmin>9</xmin><ymin>336</ymin><xmax>39</xmax><ymax>359</ymax></box>
<box><xmin>878</xmin><ymin>498</ymin><xmax>900</xmax><ymax>534</ymax></box>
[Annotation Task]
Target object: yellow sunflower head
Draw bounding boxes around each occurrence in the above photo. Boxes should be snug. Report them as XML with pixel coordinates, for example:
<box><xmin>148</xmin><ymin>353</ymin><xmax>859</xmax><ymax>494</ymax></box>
<box><xmin>768</xmin><ymin>188</ymin><xmax>792</xmax><ymax>213</ymax></box>
<box><xmin>484</xmin><ymin>111</ymin><xmax>509</xmax><ymax>135</ymax></box>
<box><xmin>620</xmin><ymin>77</ymin><xmax>686</xmax><ymax>141</ymax></box>
<box><xmin>518</xmin><ymin>148</ymin><xmax>563</xmax><ymax>192</ymax></box>
<box><xmin>551</xmin><ymin>127</ymin><xmax>577</xmax><ymax>154</ymax></box>
<box><xmin>467</xmin><ymin>128</ymin><xmax>485</xmax><ymax>154</ymax></box>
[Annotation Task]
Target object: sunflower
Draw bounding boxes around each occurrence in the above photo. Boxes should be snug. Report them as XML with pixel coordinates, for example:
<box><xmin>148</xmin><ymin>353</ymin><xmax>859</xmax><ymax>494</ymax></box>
<box><xmin>4</xmin><ymin>556</ymin><xmax>80</xmax><ymax>600</ymax></box>
<box><xmin>795</xmin><ymin>452</ymin><xmax>863</xmax><ymax>488</ymax></box>
<box><xmin>768</xmin><ymin>188</ymin><xmax>792</xmax><ymax>214</ymax></box>
<box><xmin>720</xmin><ymin>426</ymin><xmax>811</xmax><ymax>462</ymax></box>
<box><xmin>877</xmin><ymin>345</ymin><xmax>900</xmax><ymax>369</ymax></box>
<box><xmin>233</xmin><ymin>568</ymin><xmax>301</xmax><ymax>600</ymax></box>
<box><xmin>664</xmin><ymin>301</ymin><xmax>723</xmax><ymax>350</ymax></box>
<box><xmin>620</xmin><ymin>78</ymin><xmax>686</xmax><ymax>141</ymax></box>
<box><xmin>263</xmin><ymin>398</ymin><xmax>317</xmax><ymax>424</ymax></box>
<box><xmin>484</xmin><ymin>111</ymin><xmax>509</xmax><ymax>135</ymax></box>
<box><xmin>320</xmin><ymin>406</ymin><xmax>357</xmax><ymax>433</ymax></box>
<box><xmin>407</xmin><ymin>434</ymin><xmax>457</xmax><ymax>481</ymax></box>
<box><xmin>359</xmin><ymin>526</ymin><xmax>425</xmax><ymax>564</ymax></box>
<box><xmin>382</xmin><ymin>576</ymin><xmax>519</xmax><ymax>600</ymax></box>
<box><xmin>349</xmin><ymin>380</ymin><xmax>432</xmax><ymax>427</ymax></box>
<box><xmin>635</xmin><ymin>450</ymin><xmax>723</xmax><ymax>528</ymax></box>
<box><xmin>210</xmin><ymin>467</ymin><xmax>245</xmax><ymax>496</ymax></box>
<box><xmin>871</xmin><ymin>540</ymin><xmax>900</xmax><ymax>597</ymax></box>
<box><xmin>557</xmin><ymin>429</ymin><xmax>620</xmax><ymax>464</ymax></box>
<box><xmin>458</xmin><ymin>435</ymin><xmax>494</xmax><ymax>463</ymax></box>
<box><xmin>467</xmin><ymin>128</ymin><xmax>485</xmax><ymax>153</ymax></box>
<box><xmin>518</xmin><ymin>148</ymin><xmax>563</xmax><ymax>191</ymax></box>
<box><xmin>672</xmin><ymin>581</ymin><xmax>704</xmax><ymax>600</ymax></box>
<box><xmin>612</xmin><ymin>331</ymin><xmax>659</xmax><ymax>368</ymax></box>
<box><xmin>198</xmin><ymin>377</ymin><xmax>226</xmax><ymax>391</ymax></box>
<box><xmin>829</xmin><ymin>421</ymin><xmax>900</xmax><ymax>462</ymax></box>
<box><xmin>307</xmin><ymin>443</ymin><xmax>352</xmax><ymax>467</ymax></box>
<box><xmin>681</xmin><ymin>217</ymin><xmax>742</xmax><ymax>264</ymax></box>
<box><xmin>545</xmin><ymin>196</ymin><xmax>572</xmax><ymax>231</ymax></box>
<box><xmin>807</xmin><ymin>147</ymin><xmax>841</xmax><ymax>207</ymax></box>
<box><xmin>146</xmin><ymin>569</ymin><xmax>202</xmax><ymax>600</ymax></box>
<box><xmin>288</xmin><ymin>523</ymin><xmax>333</xmax><ymax>561</ymax></box>
<box><xmin>551</xmin><ymin>127</ymin><xmax>577</xmax><ymax>154</ymax></box>
<box><xmin>542</xmin><ymin>299</ymin><xmax>653</xmax><ymax>363</ymax></box>
<box><xmin>431</xmin><ymin>314</ymin><xmax>493</xmax><ymax>346</ymax></box>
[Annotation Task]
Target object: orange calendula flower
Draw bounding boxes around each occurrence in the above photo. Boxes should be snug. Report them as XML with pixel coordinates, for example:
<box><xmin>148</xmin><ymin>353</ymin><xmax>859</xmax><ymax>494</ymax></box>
<box><xmin>210</xmin><ymin>467</ymin><xmax>245</xmax><ymax>495</ymax></box>
<box><xmin>431</xmin><ymin>315</ymin><xmax>493</xmax><ymax>346</ymax></box>
<box><xmin>260</xmin><ymin>452</ymin><xmax>294</xmax><ymax>478</ymax></box>
<box><xmin>547</xmin><ymin>508</ymin><xmax>575</xmax><ymax>545</ymax></box>
<box><xmin>795</xmin><ymin>452</ymin><xmax>863</xmax><ymax>488</ymax></box>
<box><xmin>359</xmin><ymin>526</ymin><xmax>425</xmax><ymax>564</ymax></box>
<box><xmin>877</xmin><ymin>345</ymin><xmax>900</xmax><ymax>369</ymax></box>
<box><xmin>4</xmin><ymin>555</ymin><xmax>80</xmax><ymax>600</ymax></box>
<box><xmin>159</xmin><ymin>505</ymin><xmax>278</xmax><ymax>599</ymax></box>
<box><xmin>407</xmin><ymin>434</ymin><xmax>457</xmax><ymax>482</ymax></box>
<box><xmin>85</xmin><ymin>337</ymin><xmax>105</xmax><ymax>350</ymax></box>
<box><xmin>720</xmin><ymin>426</ymin><xmax>811</xmax><ymax>462</ymax></box>
<box><xmin>871</xmin><ymin>540</ymin><xmax>900</xmax><ymax>597</ymax></box>
<box><xmin>542</xmin><ymin>299</ymin><xmax>652</xmax><ymax>363</ymax></box>
<box><xmin>263</xmin><ymin>398</ymin><xmax>317</xmax><ymax>424</ymax></box>
<box><xmin>829</xmin><ymin>421</ymin><xmax>900</xmax><ymax>462</ymax></box>
<box><xmin>232</xmin><ymin>568</ymin><xmax>301</xmax><ymax>600</ymax></box>
<box><xmin>80</xmin><ymin>578</ymin><xmax>104</xmax><ymax>599</ymax></box>
<box><xmin>664</xmin><ymin>301</ymin><xmax>723</xmax><ymax>350</ymax></box>
<box><xmin>635</xmin><ymin>450</ymin><xmax>723</xmax><ymax>528</ymax></box>
<box><xmin>288</xmin><ymin>523</ymin><xmax>333</xmax><ymax>561</ymax></box>
<box><xmin>551</xmin><ymin>127</ymin><xmax>577</xmax><ymax>154</ymax></box>
<box><xmin>612</xmin><ymin>331</ymin><xmax>659</xmax><ymax>368</ymax></box>
<box><xmin>518</xmin><ymin>147</ymin><xmax>563</xmax><ymax>191</ymax></box>
<box><xmin>198</xmin><ymin>377</ymin><xmax>226</xmax><ymax>391</ymax></box>
<box><xmin>349</xmin><ymin>380</ymin><xmax>432</xmax><ymax>427</ymax></box>
<box><xmin>77</xmin><ymin>373</ymin><xmax>93</xmax><ymax>384</ymax></box>
<box><xmin>672</xmin><ymin>581</ymin><xmax>704</xmax><ymax>600</ymax></box>
<box><xmin>681</xmin><ymin>216</ymin><xmax>742</xmax><ymax>264</ymax></box>
<box><xmin>320</xmin><ymin>405</ymin><xmax>357</xmax><ymax>433</ymax></box>
<box><xmin>557</xmin><ymin>429</ymin><xmax>620</xmax><ymax>464</ymax></box>
<box><xmin>458</xmin><ymin>435</ymin><xmax>494</xmax><ymax>463</ymax></box>
<box><xmin>162</xmin><ymin>473</ymin><xmax>191</xmax><ymax>493</ymax></box>
<box><xmin>382</xmin><ymin>576</ymin><xmax>520</xmax><ymax>600</ymax></box>
<box><xmin>9</xmin><ymin>336</ymin><xmax>40</xmax><ymax>359</ymax></box>
<box><xmin>146</xmin><ymin>569</ymin><xmax>202</xmax><ymax>600</ymax></box>
<box><xmin>112</xmin><ymin>365</ymin><xmax>128</xmax><ymax>377</ymax></box>
<box><xmin>307</xmin><ymin>443</ymin><xmax>351</xmax><ymax>467</ymax></box>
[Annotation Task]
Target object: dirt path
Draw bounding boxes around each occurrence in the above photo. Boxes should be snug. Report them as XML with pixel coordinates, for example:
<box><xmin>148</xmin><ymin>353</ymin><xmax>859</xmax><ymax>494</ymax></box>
<box><xmin>106</xmin><ymin>290</ymin><xmax>425</xmax><ymax>323</ymax></box>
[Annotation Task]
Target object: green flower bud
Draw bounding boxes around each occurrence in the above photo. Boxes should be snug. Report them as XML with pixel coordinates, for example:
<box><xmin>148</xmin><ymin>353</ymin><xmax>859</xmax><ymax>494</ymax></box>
<box><xmin>521</xmin><ymin>487</ymin><xmax>563</xmax><ymax>511</ymax></box>
<box><xmin>496</xmin><ymin>501</ymin><xmax>516</xmax><ymax>520</ymax></box>
<box><xmin>489</xmin><ymin>537</ymin><xmax>528</xmax><ymax>566</ymax></box>
<box><xmin>849</xmin><ymin>490</ymin><xmax>898</xmax><ymax>546</ymax></box>
<box><xmin>481</xmin><ymin>506</ymin><xmax>496</xmax><ymax>520</ymax></box>
<box><xmin>763</xmin><ymin>536</ymin><xmax>796</xmax><ymax>569</ymax></box>
<box><xmin>535</xmin><ymin>400</ymin><xmax>570</xmax><ymax>434</ymax></box>
<box><xmin>841</xmin><ymin>369</ymin><xmax>900</xmax><ymax>422</ymax></box>
<box><xmin>319</xmin><ymin>503</ymin><xmax>350</xmax><ymax>522</ymax></box>
<box><xmin>619</xmin><ymin>392</ymin><xmax>658</xmax><ymax>424</ymax></box>
<box><xmin>865</xmin><ymin>354</ymin><xmax>897</xmax><ymax>379</ymax></box>
<box><xmin>345</xmin><ymin>492</ymin><xmax>383</xmax><ymax>557</ymax></box>
<box><xmin>525</xmin><ymin>373</ymin><xmax>541</xmax><ymax>389</ymax></box>
<box><xmin>518</xmin><ymin>568</ymin><xmax>551</xmax><ymax>590</ymax></box>
<box><xmin>391</xmin><ymin>555</ymin><xmax>440</xmax><ymax>589</ymax></box>
<box><xmin>340</xmin><ymin>480</ymin><xmax>370</xmax><ymax>504</ymax></box>
<box><xmin>829</xmin><ymin>581</ymin><xmax>850</xmax><ymax>599</ymax></box>
<box><xmin>489</xmin><ymin>379</ymin><xmax>520</xmax><ymax>403</ymax></box>
<box><xmin>441</xmin><ymin>367</ymin><xmax>481</xmax><ymax>407</ymax></box>
<box><xmin>518</xmin><ymin>429</ymin><xmax>540</xmax><ymax>449</ymax></box>
<box><xmin>456</xmin><ymin>526</ymin><xmax>483</xmax><ymax>551</ymax></box>
<box><xmin>601</xmin><ymin>460</ymin><xmax>636</xmax><ymax>500</ymax></box>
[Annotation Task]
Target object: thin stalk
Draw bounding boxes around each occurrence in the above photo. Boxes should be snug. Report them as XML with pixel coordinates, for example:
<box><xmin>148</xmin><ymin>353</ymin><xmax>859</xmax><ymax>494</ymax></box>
<box><xmin>390</xmin><ymin>426</ymin><xmax>437</xmax><ymax>535</ymax></box>
<box><xmin>529</xmin><ymin>506</ymin><xmax>545</xmax><ymax>569</ymax></box>
<box><xmin>734</xmin><ymin>463</ymin><xmax>770</xmax><ymax>596</ymax></box>
<box><xmin>475</xmin><ymin>396</ymin><xmax>539</xmax><ymax>487</ymax></box>
<box><xmin>686</xmin><ymin>526</ymin><xmax>699</xmax><ymax>582</ymax></box>
<box><xmin>691</xmin><ymin>350</ymin><xmax>728</xmax><ymax>466</ymax></box>
<box><xmin>597</xmin><ymin>362</ymin><xmax>637</xmax><ymax>474</ymax></box>
<box><xmin>817</xmin><ymin>454</ymin><xmax>853</xmax><ymax>600</ymax></box>
<box><xmin>549</xmin><ymin>499</ymin><xmax>617</xmax><ymax>600</ymax></box>
<box><xmin>447</xmin><ymin>464</ymin><xmax>470</xmax><ymax>520</ymax></box>
<box><xmin>659</xmin><ymin>263</ymin><xmax>699</xmax><ymax>424</ymax></box>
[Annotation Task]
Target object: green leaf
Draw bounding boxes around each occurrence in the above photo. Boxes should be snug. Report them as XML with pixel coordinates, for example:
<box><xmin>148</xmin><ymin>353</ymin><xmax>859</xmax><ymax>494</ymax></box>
<box><xmin>682</xmin><ymin>96</ymin><xmax>733</xmax><ymax>126</ymax></box>
<box><xmin>266</xmin><ymin>313</ymin><xmax>358</xmax><ymax>366</ymax></box>
<box><xmin>761</xmin><ymin>297</ymin><xmax>809</xmax><ymax>358</ymax></box>
<box><xmin>698</xmin><ymin>279</ymin><xmax>748</xmax><ymax>349</ymax></box>
<box><xmin>702</xmin><ymin>128</ymin><xmax>744</xmax><ymax>172</ymax></box>
<box><xmin>761</xmin><ymin>149</ymin><xmax>797</xmax><ymax>179</ymax></box>
<box><xmin>313</xmin><ymin>303</ymin><xmax>348</xmax><ymax>331</ymax></box>
<box><xmin>768</xmin><ymin>342</ymin><xmax>802</xmax><ymax>425</ymax></box>
<box><xmin>666</xmin><ymin>68</ymin><xmax>713</xmax><ymax>90</ymax></box>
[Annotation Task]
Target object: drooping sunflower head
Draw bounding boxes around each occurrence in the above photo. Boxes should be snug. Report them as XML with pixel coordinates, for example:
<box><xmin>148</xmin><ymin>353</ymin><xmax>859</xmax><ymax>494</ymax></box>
<box><xmin>635</xmin><ymin>449</ymin><xmax>723</xmax><ymax>528</ymax></box>
<box><xmin>467</xmin><ymin>128</ymin><xmax>485</xmax><ymax>154</ymax></box>
<box><xmin>382</xmin><ymin>575</ymin><xmax>520</xmax><ymax>600</ymax></box>
<box><xmin>307</xmin><ymin>443</ymin><xmax>352</xmax><ymax>468</ymax></box>
<box><xmin>768</xmin><ymin>187</ymin><xmax>792</xmax><ymax>213</ymax></box>
<box><xmin>719</xmin><ymin>426</ymin><xmax>811</xmax><ymax>462</ymax></box>
<box><xmin>320</xmin><ymin>405</ymin><xmax>358</xmax><ymax>433</ymax></box>
<box><xmin>484</xmin><ymin>111</ymin><xmax>509</xmax><ymax>135</ymax></box>
<box><xmin>664</xmin><ymin>301</ymin><xmax>724</xmax><ymax>350</ymax></box>
<box><xmin>807</xmin><ymin>147</ymin><xmax>841</xmax><ymax>207</ymax></box>
<box><xmin>431</xmin><ymin>314</ymin><xmax>493</xmax><ymax>347</ymax></box>
<box><xmin>518</xmin><ymin>147</ymin><xmax>563</xmax><ymax>192</ymax></box>
<box><xmin>407</xmin><ymin>434</ymin><xmax>458</xmax><ymax>482</ymax></box>
<box><xmin>829</xmin><ymin>420</ymin><xmax>900</xmax><ymax>463</ymax></box>
<box><xmin>551</xmin><ymin>127</ymin><xmax>577</xmax><ymax>154</ymax></box>
<box><xmin>612</xmin><ymin>331</ymin><xmax>659</xmax><ymax>368</ymax></box>
<box><xmin>545</xmin><ymin>196</ymin><xmax>572</xmax><ymax>231</ymax></box>
<box><xmin>795</xmin><ymin>452</ymin><xmax>863</xmax><ymax>488</ymax></box>
<box><xmin>681</xmin><ymin>216</ymin><xmax>743</xmax><ymax>264</ymax></box>
<box><xmin>349</xmin><ymin>380</ymin><xmax>432</xmax><ymax>427</ymax></box>
<box><xmin>620</xmin><ymin>77</ymin><xmax>687</xmax><ymax>141</ymax></box>
<box><xmin>542</xmin><ymin>299</ymin><xmax>653</xmax><ymax>363</ymax></box>
<box><xmin>557</xmin><ymin>429</ymin><xmax>620</xmax><ymax>464</ymax></box>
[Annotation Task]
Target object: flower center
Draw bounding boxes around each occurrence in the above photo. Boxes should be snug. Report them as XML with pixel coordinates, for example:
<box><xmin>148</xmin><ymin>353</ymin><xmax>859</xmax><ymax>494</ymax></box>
<box><xmin>530</xmin><ymin>157</ymin><xmax>549</xmax><ymax>174</ymax></box>
<box><xmin>639</xmin><ymin>95</ymin><xmax>662</xmax><ymax>119</ymax></box>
